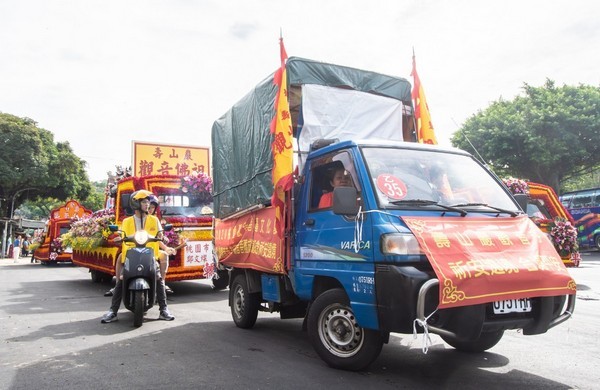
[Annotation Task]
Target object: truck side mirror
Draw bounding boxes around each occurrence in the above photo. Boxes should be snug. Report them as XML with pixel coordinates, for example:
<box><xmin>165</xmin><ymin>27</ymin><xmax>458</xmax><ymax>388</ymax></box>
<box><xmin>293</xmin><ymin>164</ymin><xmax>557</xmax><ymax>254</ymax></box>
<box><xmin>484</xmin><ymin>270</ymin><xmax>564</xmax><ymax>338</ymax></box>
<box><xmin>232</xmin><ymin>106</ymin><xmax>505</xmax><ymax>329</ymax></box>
<box><xmin>513</xmin><ymin>193</ymin><xmax>528</xmax><ymax>212</ymax></box>
<box><xmin>333</xmin><ymin>187</ymin><xmax>359</xmax><ymax>215</ymax></box>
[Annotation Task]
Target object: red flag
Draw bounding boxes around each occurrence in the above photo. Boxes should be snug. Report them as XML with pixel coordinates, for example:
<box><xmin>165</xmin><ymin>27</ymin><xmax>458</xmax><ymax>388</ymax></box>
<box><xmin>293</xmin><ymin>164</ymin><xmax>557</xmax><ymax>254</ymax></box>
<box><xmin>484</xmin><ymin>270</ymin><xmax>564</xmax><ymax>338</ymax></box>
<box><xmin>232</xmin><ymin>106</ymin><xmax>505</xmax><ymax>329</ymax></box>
<box><xmin>411</xmin><ymin>52</ymin><xmax>438</xmax><ymax>144</ymax></box>
<box><xmin>270</xmin><ymin>36</ymin><xmax>294</xmax><ymax>237</ymax></box>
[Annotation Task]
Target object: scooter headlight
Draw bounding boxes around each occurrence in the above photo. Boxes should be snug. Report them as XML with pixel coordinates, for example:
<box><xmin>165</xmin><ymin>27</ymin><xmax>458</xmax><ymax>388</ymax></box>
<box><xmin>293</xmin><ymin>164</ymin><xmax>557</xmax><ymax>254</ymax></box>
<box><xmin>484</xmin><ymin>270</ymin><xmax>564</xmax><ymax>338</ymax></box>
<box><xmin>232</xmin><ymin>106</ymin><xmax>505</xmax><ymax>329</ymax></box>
<box><xmin>381</xmin><ymin>233</ymin><xmax>422</xmax><ymax>255</ymax></box>
<box><xmin>134</xmin><ymin>230</ymin><xmax>149</xmax><ymax>245</ymax></box>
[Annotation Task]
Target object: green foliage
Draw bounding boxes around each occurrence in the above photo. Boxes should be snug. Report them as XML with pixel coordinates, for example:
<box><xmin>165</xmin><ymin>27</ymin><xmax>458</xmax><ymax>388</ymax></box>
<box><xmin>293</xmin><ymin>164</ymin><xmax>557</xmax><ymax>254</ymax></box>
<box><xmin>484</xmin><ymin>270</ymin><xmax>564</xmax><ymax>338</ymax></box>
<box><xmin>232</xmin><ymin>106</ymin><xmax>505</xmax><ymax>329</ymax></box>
<box><xmin>79</xmin><ymin>181</ymin><xmax>107</xmax><ymax>212</ymax></box>
<box><xmin>18</xmin><ymin>181</ymin><xmax>107</xmax><ymax>220</ymax></box>
<box><xmin>18</xmin><ymin>198</ymin><xmax>64</xmax><ymax>220</ymax></box>
<box><xmin>0</xmin><ymin>112</ymin><xmax>93</xmax><ymax>218</ymax></box>
<box><xmin>451</xmin><ymin>80</ymin><xmax>600</xmax><ymax>192</ymax></box>
<box><xmin>560</xmin><ymin>164</ymin><xmax>600</xmax><ymax>193</ymax></box>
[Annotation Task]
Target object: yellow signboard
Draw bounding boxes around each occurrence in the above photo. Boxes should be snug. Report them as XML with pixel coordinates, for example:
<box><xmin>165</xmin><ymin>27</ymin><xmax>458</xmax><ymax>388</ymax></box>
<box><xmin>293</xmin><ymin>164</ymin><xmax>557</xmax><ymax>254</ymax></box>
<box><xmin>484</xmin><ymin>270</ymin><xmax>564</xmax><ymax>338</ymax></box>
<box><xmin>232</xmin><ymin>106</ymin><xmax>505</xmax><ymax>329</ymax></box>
<box><xmin>132</xmin><ymin>141</ymin><xmax>210</xmax><ymax>177</ymax></box>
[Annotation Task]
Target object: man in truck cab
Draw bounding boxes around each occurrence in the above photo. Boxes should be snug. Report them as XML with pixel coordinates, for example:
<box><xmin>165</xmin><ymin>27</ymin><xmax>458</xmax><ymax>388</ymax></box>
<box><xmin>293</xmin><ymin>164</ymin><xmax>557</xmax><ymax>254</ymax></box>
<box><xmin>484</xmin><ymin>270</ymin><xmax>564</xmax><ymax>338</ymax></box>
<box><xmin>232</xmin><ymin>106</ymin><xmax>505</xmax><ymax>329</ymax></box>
<box><xmin>100</xmin><ymin>190</ymin><xmax>175</xmax><ymax>323</ymax></box>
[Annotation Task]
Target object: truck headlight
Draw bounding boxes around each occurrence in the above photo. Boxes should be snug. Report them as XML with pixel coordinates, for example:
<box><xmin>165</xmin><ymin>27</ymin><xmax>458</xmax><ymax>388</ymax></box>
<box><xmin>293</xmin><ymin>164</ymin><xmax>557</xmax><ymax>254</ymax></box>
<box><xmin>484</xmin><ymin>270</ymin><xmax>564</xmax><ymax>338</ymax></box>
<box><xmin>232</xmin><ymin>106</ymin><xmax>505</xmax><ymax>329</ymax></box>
<box><xmin>134</xmin><ymin>231</ymin><xmax>149</xmax><ymax>245</ymax></box>
<box><xmin>381</xmin><ymin>233</ymin><xmax>422</xmax><ymax>255</ymax></box>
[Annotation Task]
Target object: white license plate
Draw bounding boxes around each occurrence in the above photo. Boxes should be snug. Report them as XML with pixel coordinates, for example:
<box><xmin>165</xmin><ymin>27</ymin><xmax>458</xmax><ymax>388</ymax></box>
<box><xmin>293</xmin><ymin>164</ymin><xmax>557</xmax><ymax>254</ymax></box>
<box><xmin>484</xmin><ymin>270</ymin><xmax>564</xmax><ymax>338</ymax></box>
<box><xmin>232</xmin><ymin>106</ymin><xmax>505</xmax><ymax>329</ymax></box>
<box><xmin>492</xmin><ymin>298</ymin><xmax>532</xmax><ymax>314</ymax></box>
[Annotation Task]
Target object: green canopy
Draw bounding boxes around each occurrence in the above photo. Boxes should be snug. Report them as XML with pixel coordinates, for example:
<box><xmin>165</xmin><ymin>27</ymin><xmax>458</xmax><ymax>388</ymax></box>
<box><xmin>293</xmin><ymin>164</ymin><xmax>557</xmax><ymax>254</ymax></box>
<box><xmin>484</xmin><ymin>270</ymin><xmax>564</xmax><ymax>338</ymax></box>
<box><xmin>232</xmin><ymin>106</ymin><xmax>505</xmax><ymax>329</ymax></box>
<box><xmin>211</xmin><ymin>57</ymin><xmax>413</xmax><ymax>219</ymax></box>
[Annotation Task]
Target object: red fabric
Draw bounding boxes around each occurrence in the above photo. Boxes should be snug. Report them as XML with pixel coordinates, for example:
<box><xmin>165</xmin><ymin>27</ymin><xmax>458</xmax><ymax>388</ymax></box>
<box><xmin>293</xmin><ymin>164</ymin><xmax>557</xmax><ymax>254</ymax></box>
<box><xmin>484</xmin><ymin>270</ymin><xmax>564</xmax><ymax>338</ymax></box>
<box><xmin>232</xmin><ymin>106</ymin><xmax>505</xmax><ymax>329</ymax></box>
<box><xmin>402</xmin><ymin>215</ymin><xmax>576</xmax><ymax>309</ymax></box>
<box><xmin>215</xmin><ymin>207</ymin><xmax>286</xmax><ymax>274</ymax></box>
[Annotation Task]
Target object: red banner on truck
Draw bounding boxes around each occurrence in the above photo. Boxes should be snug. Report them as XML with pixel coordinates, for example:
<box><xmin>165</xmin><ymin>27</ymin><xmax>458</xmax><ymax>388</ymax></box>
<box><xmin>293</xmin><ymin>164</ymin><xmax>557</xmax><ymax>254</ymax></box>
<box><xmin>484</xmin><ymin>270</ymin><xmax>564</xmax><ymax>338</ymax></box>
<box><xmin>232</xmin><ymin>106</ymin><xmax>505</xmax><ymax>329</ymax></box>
<box><xmin>402</xmin><ymin>215</ymin><xmax>576</xmax><ymax>309</ymax></box>
<box><xmin>214</xmin><ymin>207</ymin><xmax>286</xmax><ymax>274</ymax></box>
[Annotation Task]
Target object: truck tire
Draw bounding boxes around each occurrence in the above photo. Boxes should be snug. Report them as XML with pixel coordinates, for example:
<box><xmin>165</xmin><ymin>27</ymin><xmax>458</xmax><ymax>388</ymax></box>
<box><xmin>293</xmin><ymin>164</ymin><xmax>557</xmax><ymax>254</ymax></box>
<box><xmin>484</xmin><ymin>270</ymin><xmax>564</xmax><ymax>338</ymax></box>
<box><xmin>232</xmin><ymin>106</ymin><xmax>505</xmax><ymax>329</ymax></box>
<box><xmin>307</xmin><ymin>288</ymin><xmax>383</xmax><ymax>371</ymax></box>
<box><xmin>133</xmin><ymin>290</ymin><xmax>144</xmax><ymax>327</ymax></box>
<box><xmin>230</xmin><ymin>274</ymin><xmax>259</xmax><ymax>329</ymax></box>
<box><xmin>212</xmin><ymin>270</ymin><xmax>229</xmax><ymax>290</ymax></box>
<box><xmin>441</xmin><ymin>330</ymin><xmax>504</xmax><ymax>352</ymax></box>
<box><xmin>91</xmin><ymin>270</ymin><xmax>101</xmax><ymax>283</ymax></box>
<box><xmin>595</xmin><ymin>235</ymin><xmax>600</xmax><ymax>251</ymax></box>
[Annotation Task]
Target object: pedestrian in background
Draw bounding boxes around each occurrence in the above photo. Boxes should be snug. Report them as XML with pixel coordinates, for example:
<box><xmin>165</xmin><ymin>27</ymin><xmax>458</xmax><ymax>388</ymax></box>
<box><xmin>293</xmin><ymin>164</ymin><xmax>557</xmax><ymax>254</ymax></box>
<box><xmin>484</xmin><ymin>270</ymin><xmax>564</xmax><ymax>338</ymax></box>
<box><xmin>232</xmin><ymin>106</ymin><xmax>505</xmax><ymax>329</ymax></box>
<box><xmin>22</xmin><ymin>236</ymin><xmax>30</xmax><ymax>258</ymax></box>
<box><xmin>13</xmin><ymin>235</ymin><xmax>21</xmax><ymax>263</ymax></box>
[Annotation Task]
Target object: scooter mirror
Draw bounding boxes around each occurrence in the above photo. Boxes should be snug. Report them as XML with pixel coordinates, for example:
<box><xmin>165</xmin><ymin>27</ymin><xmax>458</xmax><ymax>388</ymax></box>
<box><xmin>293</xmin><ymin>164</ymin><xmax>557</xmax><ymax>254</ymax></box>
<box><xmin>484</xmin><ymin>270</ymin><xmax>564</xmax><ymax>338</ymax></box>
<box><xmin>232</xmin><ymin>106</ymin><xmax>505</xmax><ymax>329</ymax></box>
<box><xmin>108</xmin><ymin>224</ymin><xmax>119</xmax><ymax>232</ymax></box>
<box><xmin>163</xmin><ymin>224</ymin><xmax>173</xmax><ymax>231</ymax></box>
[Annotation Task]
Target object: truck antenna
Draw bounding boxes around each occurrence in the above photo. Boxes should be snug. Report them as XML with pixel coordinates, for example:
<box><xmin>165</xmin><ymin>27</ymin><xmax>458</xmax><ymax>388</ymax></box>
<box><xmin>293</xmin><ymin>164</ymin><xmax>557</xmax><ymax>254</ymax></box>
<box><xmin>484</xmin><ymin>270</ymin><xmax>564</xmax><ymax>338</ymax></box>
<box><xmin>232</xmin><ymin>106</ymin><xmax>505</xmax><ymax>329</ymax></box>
<box><xmin>451</xmin><ymin>117</ymin><xmax>489</xmax><ymax>168</ymax></box>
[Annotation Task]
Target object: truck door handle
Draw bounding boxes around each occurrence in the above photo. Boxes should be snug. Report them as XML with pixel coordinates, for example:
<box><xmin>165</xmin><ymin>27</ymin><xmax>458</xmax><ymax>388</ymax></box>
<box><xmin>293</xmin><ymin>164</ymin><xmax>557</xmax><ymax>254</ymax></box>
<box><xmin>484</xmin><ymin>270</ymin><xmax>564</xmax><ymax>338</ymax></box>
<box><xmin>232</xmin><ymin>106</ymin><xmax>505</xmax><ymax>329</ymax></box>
<box><xmin>303</xmin><ymin>219</ymin><xmax>315</xmax><ymax>226</ymax></box>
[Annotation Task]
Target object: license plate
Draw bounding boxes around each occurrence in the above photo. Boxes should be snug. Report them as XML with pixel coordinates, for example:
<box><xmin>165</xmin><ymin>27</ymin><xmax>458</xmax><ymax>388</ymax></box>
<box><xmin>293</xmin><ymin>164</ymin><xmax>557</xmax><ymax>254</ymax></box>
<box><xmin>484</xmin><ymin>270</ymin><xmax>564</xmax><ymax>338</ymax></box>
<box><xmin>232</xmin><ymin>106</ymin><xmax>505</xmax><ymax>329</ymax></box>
<box><xmin>492</xmin><ymin>298</ymin><xmax>532</xmax><ymax>314</ymax></box>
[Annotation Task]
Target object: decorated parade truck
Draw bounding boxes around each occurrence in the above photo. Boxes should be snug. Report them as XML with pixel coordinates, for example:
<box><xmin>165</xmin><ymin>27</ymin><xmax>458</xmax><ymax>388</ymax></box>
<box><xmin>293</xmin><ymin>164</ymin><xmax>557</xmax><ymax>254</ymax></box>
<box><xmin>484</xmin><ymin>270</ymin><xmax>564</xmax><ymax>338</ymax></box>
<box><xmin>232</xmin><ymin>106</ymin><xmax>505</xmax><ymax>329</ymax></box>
<box><xmin>65</xmin><ymin>142</ymin><xmax>226</xmax><ymax>288</ymax></box>
<box><xmin>505</xmin><ymin>180</ymin><xmax>581</xmax><ymax>267</ymax></box>
<box><xmin>211</xmin><ymin>56</ymin><xmax>576</xmax><ymax>370</ymax></box>
<box><xmin>69</xmin><ymin>174</ymin><xmax>216</xmax><ymax>284</ymax></box>
<box><xmin>32</xmin><ymin>200</ymin><xmax>92</xmax><ymax>264</ymax></box>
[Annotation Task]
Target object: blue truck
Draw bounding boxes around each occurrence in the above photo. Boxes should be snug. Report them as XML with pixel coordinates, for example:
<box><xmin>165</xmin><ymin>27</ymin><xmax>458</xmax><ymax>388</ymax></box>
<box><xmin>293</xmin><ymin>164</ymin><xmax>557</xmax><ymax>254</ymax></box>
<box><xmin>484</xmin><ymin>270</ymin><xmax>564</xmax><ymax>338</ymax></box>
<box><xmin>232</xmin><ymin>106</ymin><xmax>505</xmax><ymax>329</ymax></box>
<box><xmin>211</xmin><ymin>57</ymin><xmax>576</xmax><ymax>370</ymax></box>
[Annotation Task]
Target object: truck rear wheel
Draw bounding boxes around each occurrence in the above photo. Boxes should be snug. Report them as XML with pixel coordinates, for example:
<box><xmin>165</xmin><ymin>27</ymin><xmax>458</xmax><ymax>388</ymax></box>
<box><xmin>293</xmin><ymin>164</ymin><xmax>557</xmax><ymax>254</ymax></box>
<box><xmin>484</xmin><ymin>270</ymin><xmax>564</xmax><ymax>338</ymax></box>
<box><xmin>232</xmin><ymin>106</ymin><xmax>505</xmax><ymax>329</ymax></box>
<box><xmin>441</xmin><ymin>330</ymin><xmax>504</xmax><ymax>352</ymax></box>
<box><xmin>307</xmin><ymin>288</ymin><xmax>383</xmax><ymax>371</ymax></box>
<box><xmin>91</xmin><ymin>270</ymin><xmax>102</xmax><ymax>283</ymax></box>
<box><xmin>230</xmin><ymin>274</ymin><xmax>259</xmax><ymax>329</ymax></box>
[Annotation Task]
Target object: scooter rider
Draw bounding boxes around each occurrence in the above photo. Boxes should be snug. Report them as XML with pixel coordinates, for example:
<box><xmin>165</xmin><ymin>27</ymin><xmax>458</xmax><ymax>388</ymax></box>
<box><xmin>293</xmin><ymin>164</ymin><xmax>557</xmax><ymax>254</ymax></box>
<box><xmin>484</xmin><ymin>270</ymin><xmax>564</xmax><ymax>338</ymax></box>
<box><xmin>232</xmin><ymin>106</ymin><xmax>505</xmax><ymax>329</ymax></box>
<box><xmin>101</xmin><ymin>190</ymin><xmax>175</xmax><ymax>323</ymax></box>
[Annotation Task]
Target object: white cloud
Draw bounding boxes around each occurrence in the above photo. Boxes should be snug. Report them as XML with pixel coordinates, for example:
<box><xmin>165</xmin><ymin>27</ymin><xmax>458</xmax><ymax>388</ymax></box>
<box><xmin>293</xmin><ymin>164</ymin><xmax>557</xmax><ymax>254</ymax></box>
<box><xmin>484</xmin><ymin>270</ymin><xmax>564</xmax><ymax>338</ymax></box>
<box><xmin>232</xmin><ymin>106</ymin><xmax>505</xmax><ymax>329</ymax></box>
<box><xmin>1</xmin><ymin>0</ymin><xmax>598</xmax><ymax>181</ymax></box>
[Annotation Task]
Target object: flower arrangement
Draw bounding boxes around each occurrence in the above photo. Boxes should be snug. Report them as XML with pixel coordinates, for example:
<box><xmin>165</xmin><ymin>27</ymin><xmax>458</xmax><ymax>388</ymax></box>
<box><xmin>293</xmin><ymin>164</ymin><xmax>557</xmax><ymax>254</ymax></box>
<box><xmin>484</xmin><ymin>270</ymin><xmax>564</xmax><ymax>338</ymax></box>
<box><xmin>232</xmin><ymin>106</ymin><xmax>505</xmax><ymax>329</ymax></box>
<box><xmin>28</xmin><ymin>229</ymin><xmax>45</xmax><ymax>252</ymax></box>
<box><xmin>503</xmin><ymin>177</ymin><xmax>529</xmax><ymax>195</ymax></box>
<box><xmin>163</xmin><ymin>228</ymin><xmax>182</xmax><ymax>248</ymax></box>
<box><xmin>549</xmin><ymin>217</ymin><xmax>579</xmax><ymax>257</ymax></box>
<box><xmin>60</xmin><ymin>209</ymin><xmax>116</xmax><ymax>250</ymax></box>
<box><xmin>180</xmin><ymin>171</ymin><xmax>213</xmax><ymax>205</ymax></box>
<box><xmin>51</xmin><ymin>237</ymin><xmax>63</xmax><ymax>253</ymax></box>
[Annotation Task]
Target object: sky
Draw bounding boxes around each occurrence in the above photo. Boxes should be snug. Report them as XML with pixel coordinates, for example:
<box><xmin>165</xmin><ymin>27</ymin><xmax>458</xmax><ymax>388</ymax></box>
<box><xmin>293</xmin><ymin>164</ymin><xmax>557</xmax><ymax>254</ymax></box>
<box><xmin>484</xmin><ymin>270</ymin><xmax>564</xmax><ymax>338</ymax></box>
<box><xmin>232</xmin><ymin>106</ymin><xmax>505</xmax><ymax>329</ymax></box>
<box><xmin>1</xmin><ymin>0</ymin><xmax>599</xmax><ymax>182</ymax></box>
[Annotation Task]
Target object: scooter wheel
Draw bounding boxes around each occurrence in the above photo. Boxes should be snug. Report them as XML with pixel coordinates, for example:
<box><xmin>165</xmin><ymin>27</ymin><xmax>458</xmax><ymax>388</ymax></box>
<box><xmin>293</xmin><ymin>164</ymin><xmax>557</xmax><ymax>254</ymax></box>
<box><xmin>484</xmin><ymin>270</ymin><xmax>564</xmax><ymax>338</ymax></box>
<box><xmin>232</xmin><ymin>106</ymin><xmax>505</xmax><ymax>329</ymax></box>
<box><xmin>133</xmin><ymin>290</ymin><xmax>145</xmax><ymax>327</ymax></box>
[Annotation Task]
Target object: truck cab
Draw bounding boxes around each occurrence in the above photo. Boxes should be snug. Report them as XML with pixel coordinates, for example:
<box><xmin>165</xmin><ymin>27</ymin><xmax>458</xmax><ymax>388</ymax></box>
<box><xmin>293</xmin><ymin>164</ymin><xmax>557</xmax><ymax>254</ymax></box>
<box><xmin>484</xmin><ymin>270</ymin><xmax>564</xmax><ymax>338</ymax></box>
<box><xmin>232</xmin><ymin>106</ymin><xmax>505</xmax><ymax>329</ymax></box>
<box><xmin>33</xmin><ymin>200</ymin><xmax>92</xmax><ymax>264</ymax></box>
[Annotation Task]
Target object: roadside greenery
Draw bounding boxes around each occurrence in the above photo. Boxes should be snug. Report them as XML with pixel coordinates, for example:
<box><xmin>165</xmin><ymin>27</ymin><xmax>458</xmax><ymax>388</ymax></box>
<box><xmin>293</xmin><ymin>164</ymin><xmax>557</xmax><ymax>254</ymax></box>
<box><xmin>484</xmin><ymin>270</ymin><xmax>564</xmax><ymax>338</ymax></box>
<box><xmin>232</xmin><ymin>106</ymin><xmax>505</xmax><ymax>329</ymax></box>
<box><xmin>451</xmin><ymin>80</ymin><xmax>600</xmax><ymax>194</ymax></box>
<box><xmin>0</xmin><ymin>112</ymin><xmax>93</xmax><ymax>218</ymax></box>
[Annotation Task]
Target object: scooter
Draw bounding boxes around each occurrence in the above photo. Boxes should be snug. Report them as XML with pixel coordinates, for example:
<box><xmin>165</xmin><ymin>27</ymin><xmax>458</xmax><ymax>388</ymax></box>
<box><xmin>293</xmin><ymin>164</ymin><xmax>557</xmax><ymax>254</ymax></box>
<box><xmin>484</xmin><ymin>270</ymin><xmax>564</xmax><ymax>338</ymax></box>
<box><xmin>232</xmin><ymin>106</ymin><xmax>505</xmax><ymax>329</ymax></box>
<box><xmin>109</xmin><ymin>224</ymin><xmax>171</xmax><ymax>327</ymax></box>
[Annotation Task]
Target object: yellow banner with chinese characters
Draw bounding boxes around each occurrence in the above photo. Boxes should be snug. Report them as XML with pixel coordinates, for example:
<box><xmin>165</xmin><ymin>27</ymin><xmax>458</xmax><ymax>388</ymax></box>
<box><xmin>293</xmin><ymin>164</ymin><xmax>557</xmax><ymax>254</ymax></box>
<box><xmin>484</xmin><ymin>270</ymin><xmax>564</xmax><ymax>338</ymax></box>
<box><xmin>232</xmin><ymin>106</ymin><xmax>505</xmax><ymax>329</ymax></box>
<box><xmin>132</xmin><ymin>141</ymin><xmax>209</xmax><ymax>177</ymax></box>
<box><xmin>402</xmin><ymin>215</ymin><xmax>576</xmax><ymax>309</ymax></box>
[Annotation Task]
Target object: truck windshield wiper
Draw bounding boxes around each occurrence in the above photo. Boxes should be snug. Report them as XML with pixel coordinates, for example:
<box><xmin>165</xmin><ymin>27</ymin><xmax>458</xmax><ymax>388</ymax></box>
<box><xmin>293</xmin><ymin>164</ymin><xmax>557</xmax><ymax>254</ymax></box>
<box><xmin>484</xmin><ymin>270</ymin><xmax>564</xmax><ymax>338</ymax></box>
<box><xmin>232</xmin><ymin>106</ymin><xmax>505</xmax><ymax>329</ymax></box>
<box><xmin>390</xmin><ymin>199</ymin><xmax>467</xmax><ymax>216</ymax></box>
<box><xmin>449</xmin><ymin>202</ymin><xmax>519</xmax><ymax>217</ymax></box>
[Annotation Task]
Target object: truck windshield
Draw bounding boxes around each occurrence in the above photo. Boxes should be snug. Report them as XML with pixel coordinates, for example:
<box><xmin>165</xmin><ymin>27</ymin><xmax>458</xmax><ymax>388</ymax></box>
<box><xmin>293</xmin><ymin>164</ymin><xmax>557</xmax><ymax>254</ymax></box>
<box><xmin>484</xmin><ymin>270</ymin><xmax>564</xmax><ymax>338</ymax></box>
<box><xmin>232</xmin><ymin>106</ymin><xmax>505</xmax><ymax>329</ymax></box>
<box><xmin>362</xmin><ymin>147</ymin><xmax>518</xmax><ymax>212</ymax></box>
<box><xmin>157</xmin><ymin>193</ymin><xmax>213</xmax><ymax>217</ymax></box>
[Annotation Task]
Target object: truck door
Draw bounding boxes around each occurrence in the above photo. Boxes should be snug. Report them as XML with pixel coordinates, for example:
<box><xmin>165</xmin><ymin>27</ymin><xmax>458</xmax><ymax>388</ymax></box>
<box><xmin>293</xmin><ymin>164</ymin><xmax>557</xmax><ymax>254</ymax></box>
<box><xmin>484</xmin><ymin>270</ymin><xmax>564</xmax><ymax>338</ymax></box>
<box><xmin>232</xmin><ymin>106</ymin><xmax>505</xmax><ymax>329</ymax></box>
<box><xmin>295</xmin><ymin>151</ymin><xmax>373</xmax><ymax>266</ymax></box>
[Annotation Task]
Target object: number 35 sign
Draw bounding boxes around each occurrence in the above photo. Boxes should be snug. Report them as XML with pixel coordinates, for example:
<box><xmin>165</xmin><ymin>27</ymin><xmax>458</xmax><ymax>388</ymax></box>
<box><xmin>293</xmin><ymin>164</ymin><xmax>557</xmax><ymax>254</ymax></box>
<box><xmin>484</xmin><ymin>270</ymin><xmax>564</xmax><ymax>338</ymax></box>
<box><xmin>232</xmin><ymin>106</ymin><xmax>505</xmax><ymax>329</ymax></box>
<box><xmin>376</xmin><ymin>174</ymin><xmax>408</xmax><ymax>200</ymax></box>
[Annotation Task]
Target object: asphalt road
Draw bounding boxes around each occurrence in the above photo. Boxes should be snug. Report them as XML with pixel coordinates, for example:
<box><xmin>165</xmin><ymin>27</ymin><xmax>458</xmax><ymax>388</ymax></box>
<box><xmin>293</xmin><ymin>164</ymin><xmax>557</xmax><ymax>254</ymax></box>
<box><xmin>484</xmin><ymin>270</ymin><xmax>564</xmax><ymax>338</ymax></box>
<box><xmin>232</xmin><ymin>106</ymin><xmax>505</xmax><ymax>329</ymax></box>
<box><xmin>1</xmin><ymin>252</ymin><xmax>599</xmax><ymax>390</ymax></box>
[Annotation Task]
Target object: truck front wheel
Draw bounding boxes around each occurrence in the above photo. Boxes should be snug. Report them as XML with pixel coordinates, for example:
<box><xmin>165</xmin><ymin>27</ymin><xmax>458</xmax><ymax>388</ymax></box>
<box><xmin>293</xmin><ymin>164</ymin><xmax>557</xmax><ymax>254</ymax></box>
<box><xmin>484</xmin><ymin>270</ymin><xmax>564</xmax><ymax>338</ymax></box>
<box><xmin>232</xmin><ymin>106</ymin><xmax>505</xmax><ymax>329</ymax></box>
<box><xmin>230</xmin><ymin>274</ymin><xmax>259</xmax><ymax>329</ymax></box>
<box><xmin>441</xmin><ymin>330</ymin><xmax>504</xmax><ymax>352</ymax></box>
<box><xmin>307</xmin><ymin>288</ymin><xmax>383</xmax><ymax>371</ymax></box>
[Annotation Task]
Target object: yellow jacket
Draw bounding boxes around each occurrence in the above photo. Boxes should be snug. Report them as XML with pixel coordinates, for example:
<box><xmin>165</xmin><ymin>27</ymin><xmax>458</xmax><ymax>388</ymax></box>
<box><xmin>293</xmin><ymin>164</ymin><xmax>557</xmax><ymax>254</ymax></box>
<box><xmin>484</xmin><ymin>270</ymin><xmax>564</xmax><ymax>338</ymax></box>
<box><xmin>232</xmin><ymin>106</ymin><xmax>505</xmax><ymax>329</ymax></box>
<box><xmin>120</xmin><ymin>214</ymin><xmax>162</xmax><ymax>262</ymax></box>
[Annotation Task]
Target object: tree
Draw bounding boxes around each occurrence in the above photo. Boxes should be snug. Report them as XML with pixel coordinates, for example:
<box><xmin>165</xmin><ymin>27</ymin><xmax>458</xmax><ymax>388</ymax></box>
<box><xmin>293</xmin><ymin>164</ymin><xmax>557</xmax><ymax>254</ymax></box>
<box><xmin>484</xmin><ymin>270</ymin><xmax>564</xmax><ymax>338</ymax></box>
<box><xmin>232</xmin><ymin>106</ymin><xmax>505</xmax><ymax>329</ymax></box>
<box><xmin>18</xmin><ymin>181</ymin><xmax>106</xmax><ymax>220</ymax></box>
<box><xmin>0</xmin><ymin>113</ymin><xmax>92</xmax><ymax>218</ymax></box>
<box><xmin>560</xmin><ymin>164</ymin><xmax>600</xmax><ymax>193</ymax></box>
<box><xmin>451</xmin><ymin>80</ymin><xmax>600</xmax><ymax>193</ymax></box>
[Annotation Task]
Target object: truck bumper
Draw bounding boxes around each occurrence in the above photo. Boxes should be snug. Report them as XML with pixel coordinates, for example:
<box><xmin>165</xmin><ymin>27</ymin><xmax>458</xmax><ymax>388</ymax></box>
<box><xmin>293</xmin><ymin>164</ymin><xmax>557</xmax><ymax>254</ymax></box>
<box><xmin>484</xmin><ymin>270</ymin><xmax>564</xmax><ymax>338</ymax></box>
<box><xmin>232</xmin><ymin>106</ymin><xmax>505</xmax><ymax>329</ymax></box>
<box><xmin>375</xmin><ymin>264</ymin><xmax>575</xmax><ymax>340</ymax></box>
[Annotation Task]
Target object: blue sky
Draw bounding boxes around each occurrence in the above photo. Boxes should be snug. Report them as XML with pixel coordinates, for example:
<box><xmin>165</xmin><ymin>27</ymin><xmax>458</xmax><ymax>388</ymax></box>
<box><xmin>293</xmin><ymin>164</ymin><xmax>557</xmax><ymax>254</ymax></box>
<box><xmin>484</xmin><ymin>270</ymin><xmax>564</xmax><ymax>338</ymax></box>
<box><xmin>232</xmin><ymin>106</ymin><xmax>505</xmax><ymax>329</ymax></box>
<box><xmin>1</xmin><ymin>0</ymin><xmax>598</xmax><ymax>181</ymax></box>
